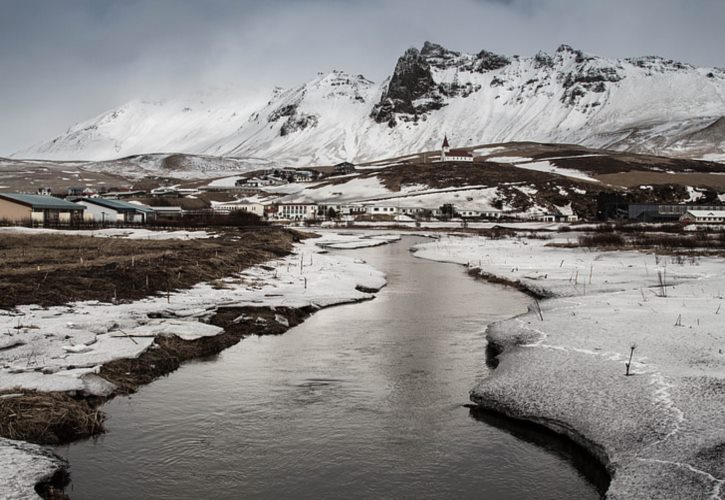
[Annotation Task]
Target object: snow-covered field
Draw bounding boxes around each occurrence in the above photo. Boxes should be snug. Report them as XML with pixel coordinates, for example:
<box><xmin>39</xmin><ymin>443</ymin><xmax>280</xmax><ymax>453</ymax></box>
<box><xmin>414</xmin><ymin>234</ymin><xmax>725</xmax><ymax>499</ymax></box>
<box><xmin>0</xmin><ymin>232</ymin><xmax>387</xmax><ymax>499</ymax></box>
<box><xmin>5</xmin><ymin>227</ymin><xmax>724</xmax><ymax>498</ymax></box>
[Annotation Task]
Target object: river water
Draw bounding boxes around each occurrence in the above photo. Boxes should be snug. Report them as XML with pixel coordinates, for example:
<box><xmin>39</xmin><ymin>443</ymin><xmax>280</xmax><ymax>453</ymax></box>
<box><xmin>56</xmin><ymin>237</ymin><xmax>604</xmax><ymax>499</ymax></box>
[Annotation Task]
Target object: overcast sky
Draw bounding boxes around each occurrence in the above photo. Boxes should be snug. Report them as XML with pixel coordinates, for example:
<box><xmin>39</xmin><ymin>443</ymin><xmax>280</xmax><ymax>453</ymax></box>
<box><xmin>1</xmin><ymin>0</ymin><xmax>724</xmax><ymax>155</ymax></box>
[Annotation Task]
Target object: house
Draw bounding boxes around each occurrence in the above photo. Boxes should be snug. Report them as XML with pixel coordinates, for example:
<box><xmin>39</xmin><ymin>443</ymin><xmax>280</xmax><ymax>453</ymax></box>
<box><xmin>334</xmin><ymin>162</ymin><xmax>356</xmax><ymax>175</ymax></box>
<box><xmin>149</xmin><ymin>206</ymin><xmax>184</xmax><ymax>219</ymax></box>
<box><xmin>434</xmin><ymin>136</ymin><xmax>474</xmax><ymax>162</ymax></box>
<box><xmin>272</xmin><ymin>203</ymin><xmax>319</xmax><ymax>221</ymax></box>
<box><xmin>628</xmin><ymin>203</ymin><xmax>724</xmax><ymax>222</ymax></box>
<box><xmin>213</xmin><ymin>200</ymin><xmax>266</xmax><ymax>217</ymax></box>
<box><xmin>680</xmin><ymin>210</ymin><xmax>725</xmax><ymax>224</ymax></box>
<box><xmin>288</xmin><ymin>170</ymin><xmax>317</xmax><ymax>183</ymax></box>
<box><xmin>77</xmin><ymin>198</ymin><xmax>152</xmax><ymax>223</ymax></box>
<box><xmin>366</xmin><ymin>205</ymin><xmax>399</xmax><ymax>216</ymax></box>
<box><xmin>0</xmin><ymin>192</ymin><xmax>85</xmax><ymax>224</ymax></box>
<box><xmin>397</xmin><ymin>207</ymin><xmax>427</xmax><ymax>216</ymax></box>
<box><xmin>235</xmin><ymin>177</ymin><xmax>283</xmax><ymax>189</ymax></box>
<box><xmin>102</xmin><ymin>190</ymin><xmax>147</xmax><ymax>199</ymax></box>
<box><xmin>150</xmin><ymin>187</ymin><xmax>179</xmax><ymax>197</ymax></box>
<box><xmin>318</xmin><ymin>203</ymin><xmax>367</xmax><ymax>218</ymax></box>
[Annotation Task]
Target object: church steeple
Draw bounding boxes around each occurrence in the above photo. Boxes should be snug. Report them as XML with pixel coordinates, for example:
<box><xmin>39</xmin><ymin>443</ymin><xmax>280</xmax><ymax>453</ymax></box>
<box><xmin>441</xmin><ymin>135</ymin><xmax>450</xmax><ymax>161</ymax></box>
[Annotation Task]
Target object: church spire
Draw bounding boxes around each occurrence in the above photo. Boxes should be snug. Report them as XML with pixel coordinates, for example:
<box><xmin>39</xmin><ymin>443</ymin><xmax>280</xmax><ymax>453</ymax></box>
<box><xmin>441</xmin><ymin>135</ymin><xmax>450</xmax><ymax>161</ymax></box>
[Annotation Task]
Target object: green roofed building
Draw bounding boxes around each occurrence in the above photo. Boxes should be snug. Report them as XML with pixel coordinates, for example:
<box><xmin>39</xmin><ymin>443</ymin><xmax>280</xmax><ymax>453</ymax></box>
<box><xmin>0</xmin><ymin>193</ymin><xmax>85</xmax><ymax>224</ymax></box>
<box><xmin>77</xmin><ymin>198</ymin><xmax>156</xmax><ymax>223</ymax></box>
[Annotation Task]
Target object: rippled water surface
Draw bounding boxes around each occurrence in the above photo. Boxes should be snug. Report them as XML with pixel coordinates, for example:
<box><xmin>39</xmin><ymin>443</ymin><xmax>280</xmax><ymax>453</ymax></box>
<box><xmin>57</xmin><ymin>237</ymin><xmax>603</xmax><ymax>499</ymax></box>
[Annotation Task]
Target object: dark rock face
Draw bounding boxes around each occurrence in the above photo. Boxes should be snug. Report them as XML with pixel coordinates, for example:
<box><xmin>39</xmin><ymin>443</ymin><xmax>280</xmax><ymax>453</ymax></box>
<box><xmin>559</xmin><ymin>62</ymin><xmax>624</xmax><ymax>105</ymax></box>
<box><xmin>280</xmin><ymin>113</ymin><xmax>318</xmax><ymax>136</ymax></box>
<box><xmin>420</xmin><ymin>41</ymin><xmax>462</xmax><ymax>69</ymax></box>
<box><xmin>371</xmin><ymin>42</ymin><xmax>514</xmax><ymax>125</ymax></box>
<box><xmin>474</xmin><ymin>50</ymin><xmax>511</xmax><ymax>72</ymax></box>
<box><xmin>370</xmin><ymin>47</ymin><xmax>442</xmax><ymax>125</ymax></box>
<box><xmin>268</xmin><ymin>103</ymin><xmax>298</xmax><ymax>123</ymax></box>
<box><xmin>268</xmin><ymin>98</ymin><xmax>319</xmax><ymax>136</ymax></box>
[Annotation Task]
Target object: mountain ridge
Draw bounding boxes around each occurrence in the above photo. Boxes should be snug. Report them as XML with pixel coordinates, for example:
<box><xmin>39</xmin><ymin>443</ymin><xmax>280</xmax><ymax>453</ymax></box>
<box><xmin>13</xmin><ymin>43</ymin><xmax>725</xmax><ymax>164</ymax></box>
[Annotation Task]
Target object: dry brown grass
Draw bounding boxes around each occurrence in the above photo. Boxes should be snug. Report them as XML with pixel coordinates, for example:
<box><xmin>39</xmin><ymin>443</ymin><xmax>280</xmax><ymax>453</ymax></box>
<box><xmin>0</xmin><ymin>391</ymin><xmax>104</xmax><ymax>445</ymax></box>
<box><xmin>595</xmin><ymin>171</ymin><xmax>725</xmax><ymax>189</ymax></box>
<box><xmin>0</xmin><ymin>228</ymin><xmax>299</xmax><ymax>309</ymax></box>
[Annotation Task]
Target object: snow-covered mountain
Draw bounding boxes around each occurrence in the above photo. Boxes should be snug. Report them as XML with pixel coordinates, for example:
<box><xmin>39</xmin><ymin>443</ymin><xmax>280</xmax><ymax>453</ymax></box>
<box><xmin>14</xmin><ymin>43</ymin><xmax>725</xmax><ymax>164</ymax></box>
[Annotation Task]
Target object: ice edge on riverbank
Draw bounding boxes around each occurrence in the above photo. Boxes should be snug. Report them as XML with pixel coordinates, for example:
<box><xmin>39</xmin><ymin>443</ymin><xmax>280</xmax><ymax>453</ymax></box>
<box><xmin>413</xmin><ymin>234</ymin><xmax>725</xmax><ymax>500</ymax></box>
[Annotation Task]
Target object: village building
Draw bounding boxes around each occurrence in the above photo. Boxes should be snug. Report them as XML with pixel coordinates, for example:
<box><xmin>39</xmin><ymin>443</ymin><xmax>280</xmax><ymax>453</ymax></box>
<box><xmin>0</xmin><ymin>192</ymin><xmax>85</xmax><ymax>224</ymax></box>
<box><xmin>398</xmin><ymin>207</ymin><xmax>428</xmax><ymax>217</ymax></box>
<box><xmin>627</xmin><ymin>203</ymin><xmax>724</xmax><ymax>222</ymax></box>
<box><xmin>680</xmin><ymin>210</ymin><xmax>725</xmax><ymax>224</ymax></box>
<box><xmin>66</xmin><ymin>187</ymin><xmax>100</xmax><ymax>198</ymax></box>
<box><xmin>235</xmin><ymin>177</ymin><xmax>286</xmax><ymax>190</ymax></box>
<box><xmin>367</xmin><ymin>205</ymin><xmax>399</xmax><ymax>216</ymax></box>
<box><xmin>435</xmin><ymin>136</ymin><xmax>474</xmax><ymax>162</ymax></box>
<box><xmin>102</xmin><ymin>189</ymin><xmax>147</xmax><ymax>199</ymax></box>
<box><xmin>318</xmin><ymin>203</ymin><xmax>366</xmax><ymax>218</ymax></box>
<box><xmin>272</xmin><ymin>203</ymin><xmax>319</xmax><ymax>221</ymax></box>
<box><xmin>213</xmin><ymin>200</ymin><xmax>266</xmax><ymax>217</ymax></box>
<box><xmin>149</xmin><ymin>206</ymin><xmax>184</xmax><ymax>219</ymax></box>
<box><xmin>334</xmin><ymin>162</ymin><xmax>356</xmax><ymax>175</ymax></box>
<box><xmin>77</xmin><ymin>198</ymin><xmax>154</xmax><ymax>223</ymax></box>
<box><xmin>150</xmin><ymin>187</ymin><xmax>180</xmax><ymax>197</ymax></box>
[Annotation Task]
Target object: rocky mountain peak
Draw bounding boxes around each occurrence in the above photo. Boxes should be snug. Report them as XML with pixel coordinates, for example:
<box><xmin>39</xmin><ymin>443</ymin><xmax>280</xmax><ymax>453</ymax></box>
<box><xmin>13</xmin><ymin>43</ymin><xmax>725</xmax><ymax>164</ymax></box>
<box><xmin>420</xmin><ymin>41</ymin><xmax>463</xmax><ymax>66</ymax></box>
<box><xmin>370</xmin><ymin>46</ymin><xmax>440</xmax><ymax>125</ymax></box>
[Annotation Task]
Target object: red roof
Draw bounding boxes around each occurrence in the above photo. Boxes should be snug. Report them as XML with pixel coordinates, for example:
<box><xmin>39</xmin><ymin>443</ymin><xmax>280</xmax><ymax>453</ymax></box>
<box><xmin>442</xmin><ymin>135</ymin><xmax>450</xmax><ymax>148</ymax></box>
<box><xmin>448</xmin><ymin>149</ymin><xmax>472</xmax><ymax>157</ymax></box>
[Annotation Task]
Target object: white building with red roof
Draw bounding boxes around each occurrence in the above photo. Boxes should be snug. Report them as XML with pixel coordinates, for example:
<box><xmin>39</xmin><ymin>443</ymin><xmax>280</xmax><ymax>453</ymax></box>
<box><xmin>436</xmin><ymin>135</ymin><xmax>473</xmax><ymax>162</ymax></box>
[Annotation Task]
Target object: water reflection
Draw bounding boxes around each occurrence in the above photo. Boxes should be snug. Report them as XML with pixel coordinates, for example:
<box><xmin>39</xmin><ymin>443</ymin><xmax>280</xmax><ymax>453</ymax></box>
<box><xmin>57</xmin><ymin>237</ymin><xmax>603</xmax><ymax>499</ymax></box>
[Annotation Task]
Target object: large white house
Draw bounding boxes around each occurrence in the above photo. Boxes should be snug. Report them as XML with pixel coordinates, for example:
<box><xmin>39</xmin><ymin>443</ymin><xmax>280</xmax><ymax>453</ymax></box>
<box><xmin>0</xmin><ymin>193</ymin><xmax>85</xmax><ymax>224</ymax></box>
<box><xmin>273</xmin><ymin>203</ymin><xmax>319</xmax><ymax>221</ymax></box>
<box><xmin>680</xmin><ymin>210</ymin><xmax>725</xmax><ymax>224</ymax></box>
<box><xmin>77</xmin><ymin>198</ymin><xmax>152</xmax><ymax>223</ymax></box>
<box><xmin>213</xmin><ymin>200</ymin><xmax>265</xmax><ymax>217</ymax></box>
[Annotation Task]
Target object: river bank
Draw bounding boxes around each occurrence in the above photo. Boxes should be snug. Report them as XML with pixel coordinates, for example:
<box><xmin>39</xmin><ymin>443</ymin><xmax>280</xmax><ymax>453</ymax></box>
<box><xmin>52</xmin><ymin>235</ymin><xmax>601</xmax><ymax>500</ymax></box>
<box><xmin>413</xmin><ymin>233</ymin><xmax>725</xmax><ymax>499</ymax></box>
<box><xmin>0</xmin><ymin>229</ymin><xmax>389</xmax><ymax>499</ymax></box>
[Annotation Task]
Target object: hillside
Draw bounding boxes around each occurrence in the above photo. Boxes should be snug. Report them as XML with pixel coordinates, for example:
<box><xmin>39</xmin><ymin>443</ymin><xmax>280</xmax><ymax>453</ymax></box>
<box><xmin>253</xmin><ymin>143</ymin><xmax>725</xmax><ymax>219</ymax></box>
<box><xmin>4</xmin><ymin>141</ymin><xmax>725</xmax><ymax>220</ymax></box>
<box><xmin>13</xmin><ymin>43</ymin><xmax>725</xmax><ymax>164</ymax></box>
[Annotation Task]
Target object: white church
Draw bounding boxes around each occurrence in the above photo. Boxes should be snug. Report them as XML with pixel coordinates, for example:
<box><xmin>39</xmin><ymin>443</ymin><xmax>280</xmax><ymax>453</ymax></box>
<box><xmin>435</xmin><ymin>136</ymin><xmax>474</xmax><ymax>162</ymax></box>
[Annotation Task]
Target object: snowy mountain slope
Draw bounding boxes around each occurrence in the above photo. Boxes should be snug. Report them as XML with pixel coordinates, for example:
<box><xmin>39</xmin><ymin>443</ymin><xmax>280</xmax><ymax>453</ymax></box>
<box><xmin>14</xmin><ymin>43</ymin><xmax>725</xmax><ymax>165</ymax></box>
<box><xmin>14</xmin><ymin>88</ymin><xmax>272</xmax><ymax>161</ymax></box>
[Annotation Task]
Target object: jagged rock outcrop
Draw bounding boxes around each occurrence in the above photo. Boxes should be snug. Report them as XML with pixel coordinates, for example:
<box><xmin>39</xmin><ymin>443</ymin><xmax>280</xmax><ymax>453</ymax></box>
<box><xmin>370</xmin><ymin>47</ymin><xmax>442</xmax><ymax>126</ymax></box>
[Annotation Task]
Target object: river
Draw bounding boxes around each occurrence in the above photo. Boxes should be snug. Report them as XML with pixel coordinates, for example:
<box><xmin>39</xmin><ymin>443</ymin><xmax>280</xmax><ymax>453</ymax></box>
<box><xmin>55</xmin><ymin>236</ymin><xmax>604</xmax><ymax>499</ymax></box>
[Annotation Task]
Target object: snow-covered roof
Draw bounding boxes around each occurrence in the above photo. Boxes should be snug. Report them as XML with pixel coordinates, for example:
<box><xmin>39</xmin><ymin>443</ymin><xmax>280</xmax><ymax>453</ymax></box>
<box><xmin>684</xmin><ymin>210</ymin><xmax>725</xmax><ymax>217</ymax></box>
<box><xmin>0</xmin><ymin>193</ymin><xmax>85</xmax><ymax>210</ymax></box>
